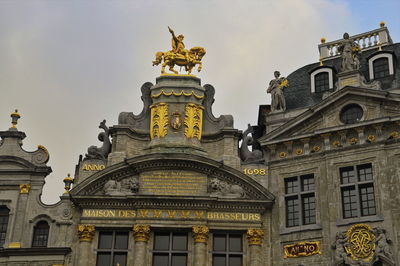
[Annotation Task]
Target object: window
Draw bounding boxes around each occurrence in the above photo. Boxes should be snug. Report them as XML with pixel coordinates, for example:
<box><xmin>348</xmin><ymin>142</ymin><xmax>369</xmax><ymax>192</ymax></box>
<box><xmin>153</xmin><ymin>232</ymin><xmax>188</xmax><ymax>266</ymax></box>
<box><xmin>97</xmin><ymin>231</ymin><xmax>129</xmax><ymax>266</ymax></box>
<box><xmin>340</xmin><ymin>104</ymin><xmax>363</xmax><ymax>124</ymax></box>
<box><xmin>340</xmin><ymin>163</ymin><xmax>376</xmax><ymax>219</ymax></box>
<box><xmin>32</xmin><ymin>221</ymin><xmax>49</xmax><ymax>247</ymax></box>
<box><xmin>284</xmin><ymin>174</ymin><xmax>316</xmax><ymax>227</ymax></box>
<box><xmin>0</xmin><ymin>206</ymin><xmax>10</xmax><ymax>247</ymax></box>
<box><xmin>373</xmin><ymin>57</ymin><xmax>390</xmax><ymax>78</ymax></box>
<box><xmin>314</xmin><ymin>72</ymin><xmax>330</xmax><ymax>92</ymax></box>
<box><xmin>212</xmin><ymin>233</ymin><xmax>243</xmax><ymax>266</ymax></box>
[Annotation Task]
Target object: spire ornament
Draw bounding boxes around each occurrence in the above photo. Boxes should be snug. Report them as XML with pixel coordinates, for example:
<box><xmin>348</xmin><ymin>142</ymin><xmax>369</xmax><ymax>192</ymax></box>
<box><xmin>10</xmin><ymin>109</ymin><xmax>21</xmax><ymax>129</ymax></box>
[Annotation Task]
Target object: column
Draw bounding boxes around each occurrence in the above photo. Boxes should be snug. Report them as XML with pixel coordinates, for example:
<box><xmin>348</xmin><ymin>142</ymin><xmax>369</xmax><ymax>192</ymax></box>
<box><xmin>77</xmin><ymin>224</ymin><xmax>95</xmax><ymax>266</ymax></box>
<box><xmin>247</xmin><ymin>229</ymin><xmax>265</xmax><ymax>266</ymax></box>
<box><xmin>133</xmin><ymin>224</ymin><xmax>150</xmax><ymax>266</ymax></box>
<box><xmin>10</xmin><ymin>184</ymin><xmax>31</xmax><ymax>247</ymax></box>
<box><xmin>192</xmin><ymin>226</ymin><xmax>209</xmax><ymax>266</ymax></box>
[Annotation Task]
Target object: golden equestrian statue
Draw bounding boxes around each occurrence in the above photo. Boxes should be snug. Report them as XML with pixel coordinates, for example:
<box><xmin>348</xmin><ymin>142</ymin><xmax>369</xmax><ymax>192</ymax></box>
<box><xmin>152</xmin><ymin>26</ymin><xmax>206</xmax><ymax>75</ymax></box>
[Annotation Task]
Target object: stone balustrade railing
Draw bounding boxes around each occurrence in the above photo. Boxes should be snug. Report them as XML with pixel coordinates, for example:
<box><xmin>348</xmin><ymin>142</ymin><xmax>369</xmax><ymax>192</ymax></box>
<box><xmin>319</xmin><ymin>25</ymin><xmax>393</xmax><ymax>60</ymax></box>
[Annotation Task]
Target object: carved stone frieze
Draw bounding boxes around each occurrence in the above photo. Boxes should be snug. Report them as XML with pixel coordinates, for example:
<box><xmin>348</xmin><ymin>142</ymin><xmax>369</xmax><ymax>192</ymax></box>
<box><xmin>104</xmin><ymin>177</ymin><xmax>139</xmax><ymax>196</ymax></box>
<box><xmin>209</xmin><ymin>178</ymin><xmax>246</xmax><ymax>198</ymax></box>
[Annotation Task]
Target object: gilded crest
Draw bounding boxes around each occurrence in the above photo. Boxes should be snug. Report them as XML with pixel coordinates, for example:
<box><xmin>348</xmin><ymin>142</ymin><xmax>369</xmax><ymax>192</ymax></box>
<box><xmin>345</xmin><ymin>224</ymin><xmax>376</xmax><ymax>262</ymax></box>
<box><xmin>170</xmin><ymin>111</ymin><xmax>182</xmax><ymax>130</ymax></box>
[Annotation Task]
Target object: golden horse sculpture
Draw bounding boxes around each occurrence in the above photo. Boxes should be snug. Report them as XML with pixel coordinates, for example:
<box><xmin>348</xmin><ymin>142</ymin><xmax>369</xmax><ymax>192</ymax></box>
<box><xmin>152</xmin><ymin>47</ymin><xmax>206</xmax><ymax>75</ymax></box>
<box><xmin>152</xmin><ymin>27</ymin><xmax>206</xmax><ymax>75</ymax></box>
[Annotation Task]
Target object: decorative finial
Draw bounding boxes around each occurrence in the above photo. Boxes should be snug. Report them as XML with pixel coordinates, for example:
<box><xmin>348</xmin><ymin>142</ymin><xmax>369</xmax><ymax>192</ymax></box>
<box><xmin>377</xmin><ymin>41</ymin><xmax>382</xmax><ymax>51</ymax></box>
<box><xmin>10</xmin><ymin>109</ymin><xmax>21</xmax><ymax>129</ymax></box>
<box><xmin>63</xmin><ymin>173</ymin><xmax>74</xmax><ymax>193</ymax></box>
<box><xmin>152</xmin><ymin>27</ymin><xmax>206</xmax><ymax>75</ymax></box>
<box><xmin>319</xmin><ymin>56</ymin><xmax>323</xmax><ymax>66</ymax></box>
<box><xmin>380</xmin><ymin>21</ymin><xmax>385</xmax><ymax>28</ymax></box>
<box><xmin>320</xmin><ymin>37</ymin><xmax>326</xmax><ymax>44</ymax></box>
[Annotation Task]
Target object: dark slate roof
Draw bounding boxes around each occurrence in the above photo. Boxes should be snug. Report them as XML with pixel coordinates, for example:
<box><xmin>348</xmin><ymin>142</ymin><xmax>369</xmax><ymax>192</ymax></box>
<box><xmin>284</xmin><ymin>43</ymin><xmax>400</xmax><ymax>110</ymax></box>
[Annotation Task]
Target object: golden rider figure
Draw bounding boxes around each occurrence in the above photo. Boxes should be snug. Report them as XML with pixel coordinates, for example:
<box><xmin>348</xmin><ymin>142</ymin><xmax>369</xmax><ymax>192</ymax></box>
<box><xmin>168</xmin><ymin>26</ymin><xmax>190</xmax><ymax>62</ymax></box>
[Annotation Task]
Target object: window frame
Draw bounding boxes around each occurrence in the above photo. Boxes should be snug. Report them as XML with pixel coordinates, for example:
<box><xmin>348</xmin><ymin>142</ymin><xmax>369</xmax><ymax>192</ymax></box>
<box><xmin>368</xmin><ymin>53</ymin><xmax>394</xmax><ymax>80</ymax></box>
<box><xmin>284</xmin><ymin>174</ymin><xmax>316</xmax><ymax>228</ymax></box>
<box><xmin>211</xmin><ymin>232</ymin><xmax>244</xmax><ymax>266</ymax></box>
<box><xmin>96</xmin><ymin>230</ymin><xmax>130</xmax><ymax>266</ymax></box>
<box><xmin>0</xmin><ymin>206</ymin><xmax>10</xmax><ymax>248</ymax></box>
<box><xmin>31</xmin><ymin>220</ymin><xmax>50</xmax><ymax>247</ymax></box>
<box><xmin>310</xmin><ymin>67</ymin><xmax>334</xmax><ymax>93</ymax></box>
<box><xmin>340</xmin><ymin>163</ymin><xmax>376</xmax><ymax>219</ymax></box>
<box><xmin>152</xmin><ymin>231</ymin><xmax>189</xmax><ymax>266</ymax></box>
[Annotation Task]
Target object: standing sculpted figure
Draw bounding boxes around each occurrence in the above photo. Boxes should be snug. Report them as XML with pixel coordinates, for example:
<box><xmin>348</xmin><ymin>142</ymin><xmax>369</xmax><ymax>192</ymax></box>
<box><xmin>338</xmin><ymin>32</ymin><xmax>361</xmax><ymax>72</ymax></box>
<box><xmin>267</xmin><ymin>71</ymin><xmax>288</xmax><ymax>112</ymax></box>
<box><xmin>168</xmin><ymin>26</ymin><xmax>190</xmax><ymax>63</ymax></box>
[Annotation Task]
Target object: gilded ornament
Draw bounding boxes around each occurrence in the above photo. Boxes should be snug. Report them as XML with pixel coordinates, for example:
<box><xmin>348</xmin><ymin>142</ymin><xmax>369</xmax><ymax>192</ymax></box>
<box><xmin>153</xmin><ymin>210</ymin><xmax>163</xmax><ymax>218</ymax></box>
<box><xmin>332</xmin><ymin>140</ymin><xmax>341</xmax><ymax>148</ymax></box>
<box><xmin>247</xmin><ymin>228</ymin><xmax>265</xmax><ymax>246</ymax></box>
<box><xmin>312</xmin><ymin>145</ymin><xmax>321</xmax><ymax>152</ymax></box>
<box><xmin>37</xmin><ymin>145</ymin><xmax>50</xmax><ymax>163</ymax></box>
<box><xmin>10</xmin><ymin>109</ymin><xmax>21</xmax><ymax>129</ymax></box>
<box><xmin>19</xmin><ymin>184</ymin><xmax>31</xmax><ymax>194</ymax></box>
<box><xmin>345</xmin><ymin>224</ymin><xmax>375</xmax><ymax>262</ymax></box>
<box><xmin>77</xmin><ymin>224</ymin><xmax>95</xmax><ymax>242</ymax></box>
<box><xmin>284</xmin><ymin>241</ymin><xmax>321</xmax><ymax>258</ymax></box>
<box><xmin>151</xmin><ymin>89</ymin><xmax>204</xmax><ymax>100</ymax></box>
<box><xmin>279</xmin><ymin>152</ymin><xmax>287</xmax><ymax>158</ymax></box>
<box><xmin>152</xmin><ymin>26</ymin><xmax>206</xmax><ymax>75</ymax></box>
<box><xmin>150</xmin><ymin>103</ymin><xmax>169</xmax><ymax>139</ymax></box>
<box><xmin>320</xmin><ymin>37</ymin><xmax>326</xmax><ymax>44</ymax></box>
<box><xmin>133</xmin><ymin>224</ymin><xmax>151</xmax><ymax>242</ymax></box>
<box><xmin>180</xmin><ymin>210</ymin><xmax>190</xmax><ymax>219</ymax></box>
<box><xmin>350</xmin><ymin>137</ymin><xmax>358</xmax><ymax>145</ymax></box>
<box><xmin>167</xmin><ymin>210</ymin><xmax>176</xmax><ymax>218</ymax></box>
<box><xmin>295</xmin><ymin>149</ymin><xmax>303</xmax><ymax>155</ymax></box>
<box><xmin>184</xmin><ymin>103</ymin><xmax>203</xmax><ymax>140</ymax></box>
<box><xmin>170</xmin><ymin>111</ymin><xmax>182</xmax><ymax>130</ymax></box>
<box><xmin>389</xmin><ymin>131</ymin><xmax>399</xmax><ymax>138</ymax></box>
<box><xmin>192</xmin><ymin>226</ymin><xmax>209</xmax><ymax>243</ymax></box>
<box><xmin>367</xmin><ymin>135</ymin><xmax>376</xmax><ymax>142</ymax></box>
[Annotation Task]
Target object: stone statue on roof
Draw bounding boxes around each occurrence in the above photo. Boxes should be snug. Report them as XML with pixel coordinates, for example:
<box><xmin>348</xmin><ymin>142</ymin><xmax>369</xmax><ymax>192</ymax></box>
<box><xmin>267</xmin><ymin>71</ymin><xmax>289</xmax><ymax>112</ymax></box>
<box><xmin>338</xmin><ymin>32</ymin><xmax>361</xmax><ymax>72</ymax></box>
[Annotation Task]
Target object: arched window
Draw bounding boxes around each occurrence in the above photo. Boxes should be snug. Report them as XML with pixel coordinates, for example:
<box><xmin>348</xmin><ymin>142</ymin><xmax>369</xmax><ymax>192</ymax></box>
<box><xmin>0</xmin><ymin>206</ymin><xmax>10</xmax><ymax>247</ymax></box>
<box><xmin>373</xmin><ymin>57</ymin><xmax>390</xmax><ymax>78</ymax></box>
<box><xmin>314</xmin><ymin>72</ymin><xmax>330</xmax><ymax>93</ymax></box>
<box><xmin>32</xmin><ymin>221</ymin><xmax>49</xmax><ymax>247</ymax></box>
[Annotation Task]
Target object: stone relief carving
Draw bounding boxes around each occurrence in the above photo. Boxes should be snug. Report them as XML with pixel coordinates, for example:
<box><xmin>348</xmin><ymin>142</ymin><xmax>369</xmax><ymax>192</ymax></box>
<box><xmin>85</xmin><ymin>120</ymin><xmax>111</xmax><ymax>160</ymax></box>
<box><xmin>240</xmin><ymin>124</ymin><xmax>263</xmax><ymax>164</ymax></box>
<box><xmin>373</xmin><ymin>227</ymin><xmax>394</xmax><ymax>264</ymax></box>
<box><xmin>104</xmin><ymin>177</ymin><xmax>139</xmax><ymax>196</ymax></box>
<box><xmin>209</xmin><ymin>178</ymin><xmax>245</xmax><ymax>198</ymax></box>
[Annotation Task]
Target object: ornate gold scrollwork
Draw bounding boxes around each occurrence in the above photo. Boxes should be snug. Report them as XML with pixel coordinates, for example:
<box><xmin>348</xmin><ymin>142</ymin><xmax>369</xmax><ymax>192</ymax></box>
<box><xmin>150</xmin><ymin>103</ymin><xmax>169</xmax><ymax>139</ymax></box>
<box><xmin>133</xmin><ymin>224</ymin><xmax>151</xmax><ymax>242</ymax></box>
<box><xmin>192</xmin><ymin>225</ymin><xmax>209</xmax><ymax>243</ymax></box>
<box><xmin>246</xmin><ymin>228</ymin><xmax>265</xmax><ymax>246</ymax></box>
<box><xmin>345</xmin><ymin>224</ymin><xmax>376</xmax><ymax>262</ymax></box>
<box><xmin>77</xmin><ymin>224</ymin><xmax>95</xmax><ymax>242</ymax></box>
<box><xmin>184</xmin><ymin>103</ymin><xmax>203</xmax><ymax>140</ymax></box>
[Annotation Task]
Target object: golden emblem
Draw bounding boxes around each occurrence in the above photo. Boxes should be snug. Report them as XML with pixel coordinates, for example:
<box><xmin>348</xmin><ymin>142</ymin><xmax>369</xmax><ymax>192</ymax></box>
<box><xmin>152</xmin><ymin>26</ymin><xmax>206</xmax><ymax>75</ymax></box>
<box><xmin>170</xmin><ymin>111</ymin><xmax>182</xmax><ymax>130</ymax></box>
<box><xmin>345</xmin><ymin>224</ymin><xmax>376</xmax><ymax>262</ymax></box>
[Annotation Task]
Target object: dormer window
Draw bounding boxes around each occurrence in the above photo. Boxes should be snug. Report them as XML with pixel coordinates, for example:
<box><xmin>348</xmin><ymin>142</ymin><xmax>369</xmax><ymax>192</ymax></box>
<box><xmin>310</xmin><ymin>67</ymin><xmax>334</xmax><ymax>93</ymax></box>
<box><xmin>368</xmin><ymin>52</ymin><xmax>394</xmax><ymax>80</ymax></box>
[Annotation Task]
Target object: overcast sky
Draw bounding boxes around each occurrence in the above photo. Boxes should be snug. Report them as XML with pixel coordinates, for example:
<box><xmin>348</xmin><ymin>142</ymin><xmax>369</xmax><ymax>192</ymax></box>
<box><xmin>0</xmin><ymin>0</ymin><xmax>399</xmax><ymax>204</ymax></box>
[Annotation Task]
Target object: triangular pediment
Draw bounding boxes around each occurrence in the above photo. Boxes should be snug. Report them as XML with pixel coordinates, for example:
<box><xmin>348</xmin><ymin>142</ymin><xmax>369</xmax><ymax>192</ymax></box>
<box><xmin>70</xmin><ymin>153</ymin><xmax>274</xmax><ymax>213</ymax></box>
<box><xmin>259</xmin><ymin>87</ymin><xmax>400</xmax><ymax>144</ymax></box>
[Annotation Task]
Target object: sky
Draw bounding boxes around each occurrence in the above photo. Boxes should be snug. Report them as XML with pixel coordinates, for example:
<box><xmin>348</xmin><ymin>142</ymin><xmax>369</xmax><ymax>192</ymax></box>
<box><xmin>0</xmin><ymin>0</ymin><xmax>399</xmax><ymax>204</ymax></box>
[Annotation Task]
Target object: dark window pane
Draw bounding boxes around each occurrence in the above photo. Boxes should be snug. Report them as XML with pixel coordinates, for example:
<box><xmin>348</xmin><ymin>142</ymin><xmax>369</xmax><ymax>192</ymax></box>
<box><xmin>373</xmin><ymin>57</ymin><xmax>390</xmax><ymax>78</ymax></box>
<box><xmin>301</xmin><ymin>174</ymin><xmax>315</xmax><ymax>191</ymax></box>
<box><xmin>340</xmin><ymin>104</ymin><xmax>363</xmax><ymax>124</ymax></box>
<box><xmin>115</xmin><ymin>232</ymin><xmax>129</xmax><ymax>249</ymax></box>
<box><xmin>358</xmin><ymin>164</ymin><xmax>373</xmax><ymax>182</ymax></box>
<box><xmin>342</xmin><ymin>187</ymin><xmax>358</xmax><ymax>218</ymax></box>
<box><xmin>154</xmin><ymin>233</ymin><xmax>170</xmax><ymax>250</ymax></box>
<box><xmin>0</xmin><ymin>207</ymin><xmax>9</xmax><ymax>248</ymax></box>
<box><xmin>96</xmin><ymin>253</ymin><xmax>111</xmax><ymax>266</ymax></box>
<box><xmin>285</xmin><ymin>177</ymin><xmax>298</xmax><ymax>194</ymax></box>
<box><xmin>172</xmin><ymin>254</ymin><xmax>187</xmax><ymax>266</ymax></box>
<box><xmin>315</xmin><ymin>72</ymin><xmax>330</xmax><ymax>93</ymax></box>
<box><xmin>172</xmin><ymin>234</ymin><xmax>187</xmax><ymax>251</ymax></box>
<box><xmin>98</xmin><ymin>232</ymin><xmax>113</xmax><ymax>249</ymax></box>
<box><xmin>113</xmin><ymin>253</ymin><xmax>127</xmax><ymax>266</ymax></box>
<box><xmin>213</xmin><ymin>255</ymin><xmax>226</xmax><ymax>266</ymax></box>
<box><xmin>229</xmin><ymin>255</ymin><xmax>243</xmax><ymax>266</ymax></box>
<box><xmin>213</xmin><ymin>234</ymin><xmax>226</xmax><ymax>251</ymax></box>
<box><xmin>302</xmin><ymin>194</ymin><xmax>316</xmax><ymax>225</ymax></box>
<box><xmin>153</xmin><ymin>254</ymin><xmax>169</xmax><ymax>266</ymax></box>
<box><xmin>340</xmin><ymin>166</ymin><xmax>356</xmax><ymax>184</ymax></box>
<box><xmin>360</xmin><ymin>185</ymin><xmax>376</xmax><ymax>216</ymax></box>
<box><xmin>286</xmin><ymin>196</ymin><xmax>299</xmax><ymax>227</ymax></box>
<box><xmin>32</xmin><ymin>221</ymin><xmax>49</xmax><ymax>247</ymax></box>
<box><xmin>229</xmin><ymin>235</ymin><xmax>242</xmax><ymax>252</ymax></box>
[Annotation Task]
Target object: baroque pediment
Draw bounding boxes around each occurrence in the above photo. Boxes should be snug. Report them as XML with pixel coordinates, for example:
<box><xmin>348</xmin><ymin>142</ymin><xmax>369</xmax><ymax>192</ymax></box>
<box><xmin>70</xmin><ymin>153</ymin><xmax>274</xmax><ymax>212</ymax></box>
<box><xmin>260</xmin><ymin>87</ymin><xmax>400</xmax><ymax>143</ymax></box>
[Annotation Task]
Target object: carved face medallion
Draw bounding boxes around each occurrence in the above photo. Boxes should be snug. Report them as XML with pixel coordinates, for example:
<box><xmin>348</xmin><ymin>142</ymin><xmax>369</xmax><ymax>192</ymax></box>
<box><xmin>170</xmin><ymin>112</ymin><xmax>182</xmax><ymax>130</ymax></box>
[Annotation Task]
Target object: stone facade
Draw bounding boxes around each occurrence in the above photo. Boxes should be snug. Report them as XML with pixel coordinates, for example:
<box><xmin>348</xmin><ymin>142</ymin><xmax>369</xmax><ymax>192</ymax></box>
<box><xmin>0</xmin><ymin>25</ymin><xmax>399</xmax><ymax>266</ymax></box>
